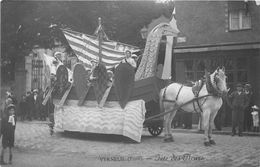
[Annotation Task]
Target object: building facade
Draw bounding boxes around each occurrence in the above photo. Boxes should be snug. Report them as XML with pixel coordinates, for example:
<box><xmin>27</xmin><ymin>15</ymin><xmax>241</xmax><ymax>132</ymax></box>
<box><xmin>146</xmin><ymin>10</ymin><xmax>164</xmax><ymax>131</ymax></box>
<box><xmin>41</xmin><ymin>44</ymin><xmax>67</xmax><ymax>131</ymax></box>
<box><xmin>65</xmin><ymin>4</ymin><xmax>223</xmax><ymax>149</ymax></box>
<box><xmin>173</xmin><ymin>0</ymin><xmax>260</xmax><ymax>125</ymax></box>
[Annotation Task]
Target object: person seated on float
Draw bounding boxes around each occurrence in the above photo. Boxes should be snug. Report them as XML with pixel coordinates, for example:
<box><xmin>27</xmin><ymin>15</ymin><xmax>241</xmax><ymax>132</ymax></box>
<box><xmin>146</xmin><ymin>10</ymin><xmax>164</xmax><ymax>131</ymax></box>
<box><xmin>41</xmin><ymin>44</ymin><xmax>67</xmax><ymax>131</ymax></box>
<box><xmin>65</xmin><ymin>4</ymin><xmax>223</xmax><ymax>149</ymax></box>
<box><xmin>107</xmin><ymin>70</ymin><xmax>114</xmax><ymax>87</ymax></box>
<box><xmin>88</xmin><ymin>59</ymin><xmax>98</xmax><ymax>81</ymax></box>
<box><xmin>121</xmin><ymin>50</ymin><xmax>137</xmax><ymax>68</ymax></box>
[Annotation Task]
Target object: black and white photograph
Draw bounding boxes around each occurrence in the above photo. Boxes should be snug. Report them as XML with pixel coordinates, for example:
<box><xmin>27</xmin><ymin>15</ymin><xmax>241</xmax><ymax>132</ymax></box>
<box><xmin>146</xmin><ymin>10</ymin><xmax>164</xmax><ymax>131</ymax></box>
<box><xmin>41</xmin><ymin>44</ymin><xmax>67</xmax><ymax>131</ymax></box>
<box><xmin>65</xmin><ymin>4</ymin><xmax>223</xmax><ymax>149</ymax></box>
<box><xmin>1</xmin><ymin>0</ymin><xmax>260</xmax><ymax>166</ymax></box>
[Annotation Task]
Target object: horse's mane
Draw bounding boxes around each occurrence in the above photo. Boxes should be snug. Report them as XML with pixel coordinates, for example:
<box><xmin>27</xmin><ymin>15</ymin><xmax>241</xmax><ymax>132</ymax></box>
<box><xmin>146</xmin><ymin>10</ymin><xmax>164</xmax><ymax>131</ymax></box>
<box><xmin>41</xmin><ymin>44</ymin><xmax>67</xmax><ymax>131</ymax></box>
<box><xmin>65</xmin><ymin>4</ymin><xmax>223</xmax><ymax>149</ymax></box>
<box><xmin>205</xmin><ymin>70</ymin><xmax>223</xmax><ymax>97</ymax></box>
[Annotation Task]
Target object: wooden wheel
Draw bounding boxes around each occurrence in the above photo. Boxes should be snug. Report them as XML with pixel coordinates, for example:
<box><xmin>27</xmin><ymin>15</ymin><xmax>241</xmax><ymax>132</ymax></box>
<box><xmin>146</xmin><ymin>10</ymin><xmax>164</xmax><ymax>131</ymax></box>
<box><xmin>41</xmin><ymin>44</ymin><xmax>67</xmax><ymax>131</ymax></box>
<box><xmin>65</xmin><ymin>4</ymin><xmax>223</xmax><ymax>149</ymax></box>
<box><xmin>148</xmin><ymin>126</ymin><xmax>163</xmax><ymax>137</ymax></box>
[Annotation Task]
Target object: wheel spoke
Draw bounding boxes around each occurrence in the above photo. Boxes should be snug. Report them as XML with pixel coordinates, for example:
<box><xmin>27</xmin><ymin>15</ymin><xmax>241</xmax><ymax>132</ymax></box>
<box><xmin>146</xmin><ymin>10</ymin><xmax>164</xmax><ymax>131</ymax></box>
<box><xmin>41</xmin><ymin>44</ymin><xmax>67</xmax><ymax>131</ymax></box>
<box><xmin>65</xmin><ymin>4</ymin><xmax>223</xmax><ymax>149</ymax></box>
<box><xmin>148</xmin><ymin>126</ymin><xmax>163</xmax><ymax>136</ymax></box>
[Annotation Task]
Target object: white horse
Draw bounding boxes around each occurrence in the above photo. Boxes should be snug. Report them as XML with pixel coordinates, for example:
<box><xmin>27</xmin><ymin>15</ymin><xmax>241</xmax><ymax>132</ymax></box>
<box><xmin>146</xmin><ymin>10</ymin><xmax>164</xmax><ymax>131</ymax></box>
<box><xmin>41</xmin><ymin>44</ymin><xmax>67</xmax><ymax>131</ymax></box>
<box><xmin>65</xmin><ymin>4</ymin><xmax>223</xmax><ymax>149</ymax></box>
<box><xmin>159</xmin><ymin>67</ymin><xmax>228</xmax><ymax>146</ymax></box>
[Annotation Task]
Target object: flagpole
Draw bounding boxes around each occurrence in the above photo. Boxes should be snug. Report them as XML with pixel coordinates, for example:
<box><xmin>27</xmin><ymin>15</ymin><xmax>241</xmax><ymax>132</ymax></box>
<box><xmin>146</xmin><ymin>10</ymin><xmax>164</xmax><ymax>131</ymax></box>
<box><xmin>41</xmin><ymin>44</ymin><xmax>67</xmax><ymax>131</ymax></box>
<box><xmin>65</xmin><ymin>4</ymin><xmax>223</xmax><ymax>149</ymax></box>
<box><xmin>98</xmin><ymin>17</ymin><xmax>103</xmax><ymax>64</ymax></box>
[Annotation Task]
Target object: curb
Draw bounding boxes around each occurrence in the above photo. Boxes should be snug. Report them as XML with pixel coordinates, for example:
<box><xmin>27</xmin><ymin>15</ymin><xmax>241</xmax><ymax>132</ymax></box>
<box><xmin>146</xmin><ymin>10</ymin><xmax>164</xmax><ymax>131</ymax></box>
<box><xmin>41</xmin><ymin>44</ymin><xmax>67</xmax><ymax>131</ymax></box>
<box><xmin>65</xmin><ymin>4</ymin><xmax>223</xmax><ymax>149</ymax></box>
<box><xmin>20</xmin><ymin>121</ymin><xmax>260</xmax><ymax>137</ymax></box>
<box><xmin>18</xmin><ymin>121</ymin><xmax>51</xmax><ymax>125</ymax></box>
<box><xmin>172</xmin><ymin>129</ymin><xmax>260</xmax><ymax>137</ymax></box>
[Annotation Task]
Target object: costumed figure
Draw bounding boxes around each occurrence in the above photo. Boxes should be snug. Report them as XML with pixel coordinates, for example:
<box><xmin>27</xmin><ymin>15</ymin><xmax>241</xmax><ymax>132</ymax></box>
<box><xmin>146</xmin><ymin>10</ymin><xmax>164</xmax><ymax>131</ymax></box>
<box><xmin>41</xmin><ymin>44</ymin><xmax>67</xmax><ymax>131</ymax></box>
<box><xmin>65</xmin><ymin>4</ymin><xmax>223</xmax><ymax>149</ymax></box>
<box><xmin>120</xmin><ymin>50</ymin><xmax>137</xmax><ymax>68</ymax></box>
<box><xmin>251</xmin><ymin>105</ymin><xmax>259</xmax><ymax>132</ymax></box>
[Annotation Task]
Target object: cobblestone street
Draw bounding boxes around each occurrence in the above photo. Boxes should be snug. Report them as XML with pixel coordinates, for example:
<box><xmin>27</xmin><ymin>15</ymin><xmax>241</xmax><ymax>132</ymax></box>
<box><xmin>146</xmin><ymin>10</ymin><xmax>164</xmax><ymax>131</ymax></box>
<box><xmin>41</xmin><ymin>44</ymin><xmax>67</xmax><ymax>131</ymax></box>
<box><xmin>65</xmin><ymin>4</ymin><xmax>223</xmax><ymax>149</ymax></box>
<box><xmin>6</xmin><ymin>121</ymin><xmax>259</xmax><ymax>167</ymax></box>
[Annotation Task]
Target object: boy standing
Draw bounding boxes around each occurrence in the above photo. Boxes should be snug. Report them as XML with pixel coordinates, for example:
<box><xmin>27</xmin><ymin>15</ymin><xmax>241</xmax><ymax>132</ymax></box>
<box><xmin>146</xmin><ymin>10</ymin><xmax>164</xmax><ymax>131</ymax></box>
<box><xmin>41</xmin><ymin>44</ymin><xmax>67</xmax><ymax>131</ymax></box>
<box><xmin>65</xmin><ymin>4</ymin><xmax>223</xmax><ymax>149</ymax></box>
<box><xmin>0</xmin><ymin>104</ymin><xmax>17</xmax><ymax>165</ymax></box>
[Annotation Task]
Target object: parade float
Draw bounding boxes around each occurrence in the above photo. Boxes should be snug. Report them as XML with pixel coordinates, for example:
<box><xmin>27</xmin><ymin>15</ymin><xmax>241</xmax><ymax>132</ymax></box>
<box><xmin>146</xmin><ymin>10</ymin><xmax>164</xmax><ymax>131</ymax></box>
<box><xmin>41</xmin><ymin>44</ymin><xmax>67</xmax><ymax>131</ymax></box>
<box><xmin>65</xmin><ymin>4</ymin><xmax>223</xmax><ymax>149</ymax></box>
<box><xmin>42</xmin><ymin>17</ymin><xmax>179</xmax><ymax>142</ymax></box>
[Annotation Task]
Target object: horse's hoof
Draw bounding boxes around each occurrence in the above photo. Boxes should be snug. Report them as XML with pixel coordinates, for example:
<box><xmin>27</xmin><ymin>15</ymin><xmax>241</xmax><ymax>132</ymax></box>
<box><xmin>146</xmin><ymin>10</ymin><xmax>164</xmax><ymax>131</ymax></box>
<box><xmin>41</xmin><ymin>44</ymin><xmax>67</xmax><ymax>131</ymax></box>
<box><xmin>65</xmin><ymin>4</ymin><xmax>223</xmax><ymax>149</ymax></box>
<box><xmin>209</xmin><ymin>140</ymin><xmax>216</xmax><ymax>145</ymax></box>
<box><xmin>164</xmin><ymin>137</ymin><xmax>174</xmax><ymax>142</ymax></box>
<box><xmin>204</xmin><ymin>141</ymin><xmax>211</xmax><ymax>146</ymax></box>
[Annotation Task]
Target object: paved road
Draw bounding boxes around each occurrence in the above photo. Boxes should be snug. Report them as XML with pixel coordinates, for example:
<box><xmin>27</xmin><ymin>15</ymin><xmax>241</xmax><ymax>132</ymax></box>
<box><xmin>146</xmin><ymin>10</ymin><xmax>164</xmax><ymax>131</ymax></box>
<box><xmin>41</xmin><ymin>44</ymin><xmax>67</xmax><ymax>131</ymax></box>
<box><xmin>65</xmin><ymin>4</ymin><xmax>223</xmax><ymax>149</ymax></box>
<box><xmin>8</xmin><ymin>121</ymin><xmax>260</xmax><ymax>167</ymax></box>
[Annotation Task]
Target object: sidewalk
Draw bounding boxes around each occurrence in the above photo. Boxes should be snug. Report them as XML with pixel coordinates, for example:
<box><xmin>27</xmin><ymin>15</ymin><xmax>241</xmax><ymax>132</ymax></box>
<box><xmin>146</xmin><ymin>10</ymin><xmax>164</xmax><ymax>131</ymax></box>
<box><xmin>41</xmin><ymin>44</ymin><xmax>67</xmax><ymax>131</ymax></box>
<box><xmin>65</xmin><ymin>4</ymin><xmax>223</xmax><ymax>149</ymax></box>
<box><xmin>172</xmin><ymin>124</ymin><xmax>260</xmax><ymax>137</ymax></box>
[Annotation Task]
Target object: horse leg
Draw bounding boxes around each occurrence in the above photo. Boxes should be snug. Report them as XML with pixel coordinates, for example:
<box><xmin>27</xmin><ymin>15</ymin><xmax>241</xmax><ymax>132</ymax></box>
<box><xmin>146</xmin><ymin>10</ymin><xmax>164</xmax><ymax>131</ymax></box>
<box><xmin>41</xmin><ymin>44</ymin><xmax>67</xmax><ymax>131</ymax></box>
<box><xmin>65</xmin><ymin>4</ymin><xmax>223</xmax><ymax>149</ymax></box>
<box><xmin>202</xmin><ymin>110</ymin><xmax>211</xmax><ymax>146</ymax></box>
<box><xmin>208</xmin><ymin>110</ymin><xmax>218</xmax><ymax>145</ymax></box>
<box><xmin>163</xmin><ymin>105</ymin><xmax>171</xmax><ymax>139</ymax></box>
<box><xmin>198</xmin><ymin>112</ymin><xmax>203</xmax><ymax>131</ymax></box>
<box><xmin>164</xmin><ymin>112</ymin><xmax>169</xmax><ymax>139</ymax></box>
<box><xmin>165</xmin><ymin>109</ymin><xmax>177</xmax><ymax>142</ymax></box>
<box><xmin>163</xmin><ymin>105</ymin><xmax>176</xmax><ymax>142</ymax></box>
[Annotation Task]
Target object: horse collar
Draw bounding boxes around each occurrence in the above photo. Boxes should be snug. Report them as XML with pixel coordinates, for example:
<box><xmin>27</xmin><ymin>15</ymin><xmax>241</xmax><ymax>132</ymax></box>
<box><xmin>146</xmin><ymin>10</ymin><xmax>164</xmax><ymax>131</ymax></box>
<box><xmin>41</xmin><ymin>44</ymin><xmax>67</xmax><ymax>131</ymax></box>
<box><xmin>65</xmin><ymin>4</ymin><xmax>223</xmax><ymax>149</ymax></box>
<box><xmin>206</xmin><ymin>73</ymin><xmax>222</xmax><ymax>97</ymax></box>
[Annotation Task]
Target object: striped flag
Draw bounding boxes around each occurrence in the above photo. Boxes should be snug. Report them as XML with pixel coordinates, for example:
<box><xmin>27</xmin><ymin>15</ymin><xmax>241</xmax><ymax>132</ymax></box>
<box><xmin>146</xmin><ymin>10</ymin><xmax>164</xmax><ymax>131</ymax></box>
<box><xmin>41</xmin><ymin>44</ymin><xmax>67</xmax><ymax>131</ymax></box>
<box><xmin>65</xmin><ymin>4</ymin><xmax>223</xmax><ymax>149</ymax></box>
<box><xmin>62</xmin><ymin>29</ymin><xmax>140</xmax><ymax>69</ymax></box>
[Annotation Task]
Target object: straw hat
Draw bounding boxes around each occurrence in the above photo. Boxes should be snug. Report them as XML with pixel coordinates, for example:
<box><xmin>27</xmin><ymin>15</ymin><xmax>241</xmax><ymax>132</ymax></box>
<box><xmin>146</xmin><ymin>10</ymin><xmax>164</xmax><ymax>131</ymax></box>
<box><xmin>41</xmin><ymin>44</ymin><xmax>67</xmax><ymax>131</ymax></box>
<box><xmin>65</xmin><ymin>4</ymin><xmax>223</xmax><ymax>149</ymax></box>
<box><xmin>33</xmin><ymin>89</ymin><xmax>39</xmax><ymax>93</ymax></box>
<box><xmin>131</xmin><ymin>54</ymin><xmax>138</xmax><ymax>58</ymax></box>
<box><xmin>244</xmin><ymin>84</ymin><xmax>251</xmax><ymax>89</ymax></box>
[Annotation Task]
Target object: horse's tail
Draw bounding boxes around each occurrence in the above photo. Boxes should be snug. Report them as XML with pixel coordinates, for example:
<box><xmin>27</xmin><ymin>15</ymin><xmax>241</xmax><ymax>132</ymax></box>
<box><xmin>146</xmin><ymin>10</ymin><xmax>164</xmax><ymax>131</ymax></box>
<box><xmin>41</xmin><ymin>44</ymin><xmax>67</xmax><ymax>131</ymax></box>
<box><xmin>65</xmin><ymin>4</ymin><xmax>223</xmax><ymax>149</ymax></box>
<box><xmin>159</xmin><ymin>87</ymin><xmax>166</xmax><ymax>113</ymax></box>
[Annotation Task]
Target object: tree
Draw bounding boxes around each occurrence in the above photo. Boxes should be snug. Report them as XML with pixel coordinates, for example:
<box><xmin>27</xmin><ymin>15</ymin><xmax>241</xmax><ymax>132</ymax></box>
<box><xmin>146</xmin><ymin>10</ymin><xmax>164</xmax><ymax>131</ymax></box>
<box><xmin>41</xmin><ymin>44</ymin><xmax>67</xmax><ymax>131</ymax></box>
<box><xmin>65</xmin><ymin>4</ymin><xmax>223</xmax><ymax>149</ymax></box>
<box><xmin>1</xmin><ymin>0</ymin><xmax>174</xmax><ymax>82</ymax></box>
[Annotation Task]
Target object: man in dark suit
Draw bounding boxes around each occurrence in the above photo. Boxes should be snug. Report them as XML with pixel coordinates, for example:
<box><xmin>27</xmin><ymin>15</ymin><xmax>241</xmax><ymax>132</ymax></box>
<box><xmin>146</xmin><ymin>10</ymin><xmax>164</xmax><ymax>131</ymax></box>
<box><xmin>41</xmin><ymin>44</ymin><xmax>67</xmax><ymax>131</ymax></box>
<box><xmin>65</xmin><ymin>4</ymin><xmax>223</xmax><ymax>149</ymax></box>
<box><xmin>243</xmin><ymin>84</ymin><xmax>253</xmax><ymax>131</ymax></box>
<box><xmin>32</xmin><ymin>89</ymin><xmax>43</xmax><ymax>120</ymax></box>
<box><xmin>25</xmin><ymin>91</ymin><xmax>33</xmax><ymax>121</ymax></box>
<box><xmin>229</xmin><ymin>83</ymin><xmax>249</xmax><ymax>136</ymax></box>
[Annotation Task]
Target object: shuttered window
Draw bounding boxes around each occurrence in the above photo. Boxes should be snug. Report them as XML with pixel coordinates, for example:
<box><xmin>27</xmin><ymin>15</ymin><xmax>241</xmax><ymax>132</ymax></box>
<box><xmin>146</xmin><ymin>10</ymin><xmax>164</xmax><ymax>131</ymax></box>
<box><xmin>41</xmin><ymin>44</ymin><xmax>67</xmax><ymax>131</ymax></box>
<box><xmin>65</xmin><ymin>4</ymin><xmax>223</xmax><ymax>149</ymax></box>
<box><xmin>229</xmin><ymin>10</ymin><xmax>251</xmax><ymax>30</ymax></box>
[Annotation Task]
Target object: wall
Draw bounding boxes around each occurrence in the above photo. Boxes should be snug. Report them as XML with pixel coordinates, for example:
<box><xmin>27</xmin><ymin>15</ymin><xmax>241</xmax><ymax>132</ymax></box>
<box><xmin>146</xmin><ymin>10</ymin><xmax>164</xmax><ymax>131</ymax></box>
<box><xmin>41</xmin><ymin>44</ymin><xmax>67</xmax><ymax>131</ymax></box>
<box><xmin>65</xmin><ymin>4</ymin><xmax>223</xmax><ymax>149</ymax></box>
<box><xmin>14</xmin><ymin>56</ymin><xmax>26</xmax><ymax>102</ymax></box>
<box><xmin>253</xmin><ymin>53</ymin><xmax>260</xmax><ymax>107</ymax></box>
<box><xmin>175</xmin><ymin>1</ymin><xmax>260</xmax><ymax>47</ymax></box>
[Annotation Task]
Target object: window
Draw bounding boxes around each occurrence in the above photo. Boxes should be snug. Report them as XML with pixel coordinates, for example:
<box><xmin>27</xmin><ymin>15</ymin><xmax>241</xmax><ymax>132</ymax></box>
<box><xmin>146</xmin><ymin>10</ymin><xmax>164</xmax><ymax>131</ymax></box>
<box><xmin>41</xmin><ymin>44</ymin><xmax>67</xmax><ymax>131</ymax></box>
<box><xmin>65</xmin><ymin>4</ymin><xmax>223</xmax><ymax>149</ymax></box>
<box><xmin>229</xmin><ymin>10</ymin><xmax>251</xmax><ymax>30</ymax></box>
<box><xmin>32</xmin><ymin>59</ymin><xmax>43</xmax><ymax>90</ymax></box>
<box><xmin>184</xmin><ymin>60</ymin><xmax>194</xmax><ymax>81</ymax></box>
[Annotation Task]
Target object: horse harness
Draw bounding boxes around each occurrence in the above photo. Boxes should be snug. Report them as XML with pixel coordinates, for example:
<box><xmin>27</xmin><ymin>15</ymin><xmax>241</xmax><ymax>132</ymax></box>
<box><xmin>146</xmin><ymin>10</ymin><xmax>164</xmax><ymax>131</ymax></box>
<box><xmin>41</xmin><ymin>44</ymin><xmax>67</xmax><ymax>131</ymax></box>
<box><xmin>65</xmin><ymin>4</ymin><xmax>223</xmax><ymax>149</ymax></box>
<box><xmin>192</xmin><ymin>81</ymin><xmax>206</xmax><ymax>113</ymax></box>
<box><xmin>162</xmin><ymin>72</ymin><xmax>222</xmax><ymax>113</ymax></box>
<box><xmin>162</xmin><ymin>84</ymin><xmax>183</xmax><ymax>103</ymax></box>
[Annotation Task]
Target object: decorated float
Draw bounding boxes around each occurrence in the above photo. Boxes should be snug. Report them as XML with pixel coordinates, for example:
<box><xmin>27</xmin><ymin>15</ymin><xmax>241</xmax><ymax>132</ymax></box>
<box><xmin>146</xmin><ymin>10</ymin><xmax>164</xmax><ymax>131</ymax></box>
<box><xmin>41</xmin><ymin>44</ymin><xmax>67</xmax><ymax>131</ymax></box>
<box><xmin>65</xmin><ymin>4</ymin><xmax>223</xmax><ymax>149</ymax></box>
<box><xmin>42</xmin><ymin>17</ymin><xmax>179</xmax><ymax>142</ymax></box>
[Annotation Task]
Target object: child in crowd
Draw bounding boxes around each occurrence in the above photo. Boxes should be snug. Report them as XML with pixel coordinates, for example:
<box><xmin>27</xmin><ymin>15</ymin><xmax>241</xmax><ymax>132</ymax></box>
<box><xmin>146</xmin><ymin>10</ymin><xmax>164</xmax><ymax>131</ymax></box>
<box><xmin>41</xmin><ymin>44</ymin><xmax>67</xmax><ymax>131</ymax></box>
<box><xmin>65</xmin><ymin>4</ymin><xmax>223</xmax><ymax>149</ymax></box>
<box><xmin>251</xmin><ymin>105</ymin><xmax>259</xmax><ymax>132</ymax></box>
<box><xmin>0</xmin><ymin>104</ymin><xmax>17</xmax><ymax>165</ymax></box>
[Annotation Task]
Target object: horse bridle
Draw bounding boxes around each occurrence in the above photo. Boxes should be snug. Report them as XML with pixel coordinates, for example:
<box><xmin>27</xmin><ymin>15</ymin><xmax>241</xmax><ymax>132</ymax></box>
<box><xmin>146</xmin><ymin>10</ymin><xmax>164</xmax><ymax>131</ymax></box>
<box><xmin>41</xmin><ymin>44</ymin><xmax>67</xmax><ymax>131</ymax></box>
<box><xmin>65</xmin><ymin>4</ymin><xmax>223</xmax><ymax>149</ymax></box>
<box><xmin>206</xmin><ymin>72</ymin><xmax>223</xmax><ymax>97</ymax></box>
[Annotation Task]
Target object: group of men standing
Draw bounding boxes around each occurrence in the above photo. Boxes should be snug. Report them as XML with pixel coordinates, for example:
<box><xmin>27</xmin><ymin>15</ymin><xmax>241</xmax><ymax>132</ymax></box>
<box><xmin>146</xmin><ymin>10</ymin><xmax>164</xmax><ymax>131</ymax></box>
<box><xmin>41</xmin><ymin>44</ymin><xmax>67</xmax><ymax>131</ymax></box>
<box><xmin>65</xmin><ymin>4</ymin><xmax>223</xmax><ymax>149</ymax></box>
<box><xmin>18</xmin><ymin>89</ymin><xmax>47</xmax><ymax>121</ymax></box>
<box><xmin>228</xmin><ymin>83</ymin><xmax>258</xmax><ymax>136</ymax></box>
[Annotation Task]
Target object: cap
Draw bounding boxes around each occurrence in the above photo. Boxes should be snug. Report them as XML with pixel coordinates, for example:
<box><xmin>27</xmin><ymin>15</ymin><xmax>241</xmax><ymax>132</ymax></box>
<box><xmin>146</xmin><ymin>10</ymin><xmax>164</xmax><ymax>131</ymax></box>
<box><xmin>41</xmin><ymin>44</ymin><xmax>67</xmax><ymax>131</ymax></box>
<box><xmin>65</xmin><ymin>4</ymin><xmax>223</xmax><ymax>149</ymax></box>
<box><xmin>54</xmin><ymin>52</ymin><xmax>62</xmax><ymax>57</ymax></box>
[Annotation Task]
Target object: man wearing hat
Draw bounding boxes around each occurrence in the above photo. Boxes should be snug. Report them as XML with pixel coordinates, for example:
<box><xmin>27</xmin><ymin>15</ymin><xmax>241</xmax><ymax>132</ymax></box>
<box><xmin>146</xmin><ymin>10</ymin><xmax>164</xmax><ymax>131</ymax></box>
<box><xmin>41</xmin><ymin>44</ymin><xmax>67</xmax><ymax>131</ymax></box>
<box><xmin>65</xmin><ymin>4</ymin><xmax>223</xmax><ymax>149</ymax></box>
<box><xmin>229</xmin><ymin>83</ymin><xmax>249</xmax><ymax>136</ymax></box>
<box><xmin>244</xmin><ymin>83</ymin><xmax>253</xmax><ymax>131</ymax></box>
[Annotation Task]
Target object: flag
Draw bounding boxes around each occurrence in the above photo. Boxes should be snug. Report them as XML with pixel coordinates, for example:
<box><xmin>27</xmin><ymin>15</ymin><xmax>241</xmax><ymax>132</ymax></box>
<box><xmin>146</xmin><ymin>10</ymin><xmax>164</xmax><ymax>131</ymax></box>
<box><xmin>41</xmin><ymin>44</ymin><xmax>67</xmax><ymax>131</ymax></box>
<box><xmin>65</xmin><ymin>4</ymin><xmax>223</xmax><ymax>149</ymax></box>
<box><xmin>169</xmin><ymin>7</ymin><xmax>180</xmax><ymax>34</ymax></box>
<box><xmin>62</xmin><ymin>29</ymin><xmax>140</xmax><ymax>69</ymax></box>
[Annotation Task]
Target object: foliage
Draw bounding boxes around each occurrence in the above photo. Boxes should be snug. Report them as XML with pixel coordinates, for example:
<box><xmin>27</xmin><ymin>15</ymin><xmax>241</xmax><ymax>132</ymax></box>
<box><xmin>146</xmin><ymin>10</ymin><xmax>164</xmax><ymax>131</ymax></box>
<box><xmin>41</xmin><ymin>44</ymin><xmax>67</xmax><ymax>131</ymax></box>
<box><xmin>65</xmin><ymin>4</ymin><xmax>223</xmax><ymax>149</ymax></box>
<box><xmin>1</xmin><ymin>0</ymin><xmax>174</xmax><ymax>81</ymax></box>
